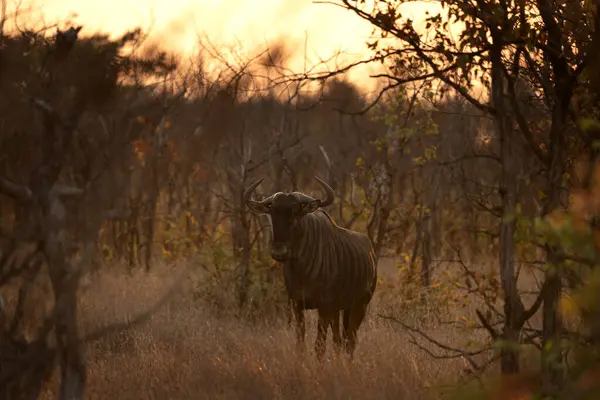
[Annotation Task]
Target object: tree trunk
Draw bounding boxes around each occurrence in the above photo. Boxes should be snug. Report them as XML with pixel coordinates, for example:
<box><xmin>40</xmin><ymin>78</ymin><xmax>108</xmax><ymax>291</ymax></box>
<box><xmin>420</xmin><ymin>165</ymin><xmax>439</xmax><ymax>287</ymax></box>
<box><xmin>261</xmin><ymin>214</ymin><xmax>271</xmax><ymax>259</ymax></box>
<box><xmin>492</xmin><ymin>36</ymin><xmax>522</xmax><ymax>375</ymax></box>
<box><xmin>235</xmin><ymin>177</ymin><xmax>252</xmax><ymax>309</ymax></box>
<box><xmin>237</xmin><ymin>209</ymin><xmax>251</xmax><ymax>309</ymax></box>
<box><xmin>239</xmin><ymin>228</ymin><xmax>251</xmax><ymax>309</ymax></box>
<box><xmin>409</xmin><ymin>205</ymin><xmax>423</xmax><ymax>281</ymax></box>
<box><xmin>184</xmin><ymin>179</ymin><xmax>192</xmax><ymax>250</ymax></box>
<box><xmin>44</xmin><ymin>197</ymin><xmax>86</xmax><ymax>400</ymax></box>
<box><xmin>537</xmin><ymin>0</ymin><xmax>574</xmax><ymax>392</ymax></box>
<box><xmin>163</xmin><ymin>178</ymin><xmax>176</xmax><ymax>253</ymax></box>
<box><xmin>127</xmin><ymin>205</ymin><xmax>140</xmax><ymax>269</ymax></box>
<box><xmin>339</xmin><ymin>174</ymin><xmax>346</xmax><ymax>223</ymax></box>
<box><xmin>373</xmin><ymin>163</ymin><xmax>394</xmax><ymax>265</ymax></box>
<box><xmin>145</xmin><ymin>164</ymin><xmax>160</xmax><ymax>272</ymax></box>
<box><xmin>54</xmin><ymin>287</ymin><xmax>85</xmax><ymax>400</ymax></box>
<box><xmin>420</xmin><ymin>210</ymin><xmax>432</xmax><ymax>287</ymax></box>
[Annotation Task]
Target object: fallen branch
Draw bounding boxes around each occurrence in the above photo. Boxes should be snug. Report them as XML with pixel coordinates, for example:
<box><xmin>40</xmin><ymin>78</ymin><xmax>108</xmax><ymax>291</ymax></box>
<box><xmin>82</xmin><ymin>269</ymin><xmax>190</xmax><ymax>343</ymax></box>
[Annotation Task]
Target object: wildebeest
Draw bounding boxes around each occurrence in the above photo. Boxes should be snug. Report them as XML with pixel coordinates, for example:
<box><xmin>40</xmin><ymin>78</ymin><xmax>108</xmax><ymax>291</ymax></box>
<box><xmin>244</xmin><ymin>176</ymin><xmax>377</xmax><ymax>360</ymax></box>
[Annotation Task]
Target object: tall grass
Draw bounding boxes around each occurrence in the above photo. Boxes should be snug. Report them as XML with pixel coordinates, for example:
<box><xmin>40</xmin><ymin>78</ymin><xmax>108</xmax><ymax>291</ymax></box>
<box><xmin>35</xmin><ymin>261</ymin><xmax>479</xmax><ymax>399</ymax></box>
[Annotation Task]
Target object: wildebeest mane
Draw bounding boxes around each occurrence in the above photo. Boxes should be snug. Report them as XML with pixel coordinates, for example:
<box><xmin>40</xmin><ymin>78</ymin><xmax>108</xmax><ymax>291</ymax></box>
<box><xmin>284</xmin><ymin>210</ymin><xmax>376</xmax><ymax>310</ymax></box>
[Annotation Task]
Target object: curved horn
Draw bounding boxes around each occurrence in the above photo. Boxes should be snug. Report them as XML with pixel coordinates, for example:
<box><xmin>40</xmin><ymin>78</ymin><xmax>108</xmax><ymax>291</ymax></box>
<box><xmin>314</xmin><ymin>176</ymin><xmax>335</xmax><ymax>207</ymax></box>
<box><xmin>243</xmin><ymin>178</ymin><xmax>264</xmax><ymax>205</ymax></box>
<box><xmin>261</xmin><ymin>193</ymin><xmax>279</xmax><ymax>205</ymax></box>
<box><xmin>293</xmin><ymin>193</ymin><xmax>317</xmax><ymax>204</ymax></box>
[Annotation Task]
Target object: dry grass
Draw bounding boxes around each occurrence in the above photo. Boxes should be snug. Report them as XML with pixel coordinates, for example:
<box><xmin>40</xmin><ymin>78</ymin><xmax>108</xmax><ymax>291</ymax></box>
<box><xmin>2</xmin><ymin>253</ymin><xmax>552</xmax><ymax>399</ymax></box>
<box><xmin>30</xmin><ymin>262</ymin><xmax>470</xmax><ymax>400</ymax></box>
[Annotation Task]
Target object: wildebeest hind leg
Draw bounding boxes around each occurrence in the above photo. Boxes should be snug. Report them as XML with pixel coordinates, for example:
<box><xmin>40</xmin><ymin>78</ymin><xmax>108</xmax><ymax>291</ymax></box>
<box><xmin>342</xmin><ymin>309</ymin><xmax>350</xmax><ymax>347</ymax></box>
<box><xmin>286</xmin><ymin>296</ymin><xmax>294</xmax><ymax>328</ymax></box>
<box><xmin>344</xmin><ymin>303</ymin><xmax>368</xmax><ymax>360</ymax></box>
<box><xmin>331</xmin><ymin>311</ymin><xmax>342</xmax><ymax>357</ymax></box>
<box><xmin>315</xmin><ymin>312</ymin><xmax>328</xmax><ymax>362</ymax></box>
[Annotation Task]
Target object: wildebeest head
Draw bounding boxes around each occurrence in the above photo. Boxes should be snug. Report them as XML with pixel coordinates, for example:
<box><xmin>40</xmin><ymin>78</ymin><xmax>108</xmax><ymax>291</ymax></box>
<box><xmin>244</xmin><ymin>176</ymin><xmax>335</xmax><ymax>261</ymax></box>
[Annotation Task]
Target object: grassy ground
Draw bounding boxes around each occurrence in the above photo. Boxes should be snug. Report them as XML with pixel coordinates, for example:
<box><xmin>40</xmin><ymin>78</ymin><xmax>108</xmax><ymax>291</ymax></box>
<box><xmin>1</xmin><ymin>252</ymin><xmax>548</xmax><ymax>399</ymax></box>
<box><xmin>39</xmin><ymin>261</ymin><xmax>470</xmax><ymax>400</ymax></box>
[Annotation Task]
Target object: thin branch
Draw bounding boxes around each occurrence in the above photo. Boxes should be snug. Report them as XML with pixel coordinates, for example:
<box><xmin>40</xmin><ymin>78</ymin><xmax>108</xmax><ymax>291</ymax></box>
<box><xmin>378</xmin><ymin>314</ymin><xmax>490</xmax><ymax>360</ymax></box>
<box><xmin>476</xmin><ymin>309</ymin><xmax>499</xmax><ymax>340</ymax></box>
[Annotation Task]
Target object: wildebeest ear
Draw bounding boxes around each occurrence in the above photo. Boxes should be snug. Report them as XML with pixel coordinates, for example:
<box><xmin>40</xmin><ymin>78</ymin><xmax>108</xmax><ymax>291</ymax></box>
<box><xmin>247</xmin><ymin>200</ymin><xmax>271</xmax><ymax>214</ymax></box>
<box><xmin>300</xmin><ymin>199</ymin><xmax>320</xmax><ymax>215</ymax></box>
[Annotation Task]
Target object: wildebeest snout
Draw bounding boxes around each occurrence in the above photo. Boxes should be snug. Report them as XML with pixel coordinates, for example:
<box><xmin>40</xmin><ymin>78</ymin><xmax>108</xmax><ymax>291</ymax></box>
<box><xmin>271</xmin><ymin>243</ymin><xmax>289</xmax><ymax>261</ymax></box>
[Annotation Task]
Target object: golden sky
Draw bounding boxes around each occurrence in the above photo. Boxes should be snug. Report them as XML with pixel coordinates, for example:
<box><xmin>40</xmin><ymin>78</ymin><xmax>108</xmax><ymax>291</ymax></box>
<box><xmin>14</xmin><ymin>0</ymin><xmax>449</xmax><ymax>90</ymax></box>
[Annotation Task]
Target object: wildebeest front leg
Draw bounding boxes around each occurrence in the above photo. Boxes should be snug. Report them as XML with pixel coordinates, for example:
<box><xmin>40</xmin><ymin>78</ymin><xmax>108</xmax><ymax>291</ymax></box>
<box><xmin>292</xmin><ymin>301</ymin><xmax>306</xmax><ymax>353</ymax></box>
<box><xmin>286</xmin><ymin>296</ymin><xmax>294</xmax><ymax>328</ymax></box>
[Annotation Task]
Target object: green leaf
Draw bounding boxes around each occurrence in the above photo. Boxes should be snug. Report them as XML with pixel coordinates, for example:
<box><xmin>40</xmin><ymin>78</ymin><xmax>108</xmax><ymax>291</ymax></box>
<box><xmin>579</xmin><ymin>118</ymin><xmax>600</xmax><ymax>133</ymax></box>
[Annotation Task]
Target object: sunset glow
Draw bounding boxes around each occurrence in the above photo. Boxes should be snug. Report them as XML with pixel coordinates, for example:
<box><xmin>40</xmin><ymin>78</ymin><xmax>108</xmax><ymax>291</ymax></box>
<box><xmin>7</xmin><ymin>0</ymin><xmax>454</xmax><ymax>90</ymax></box>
